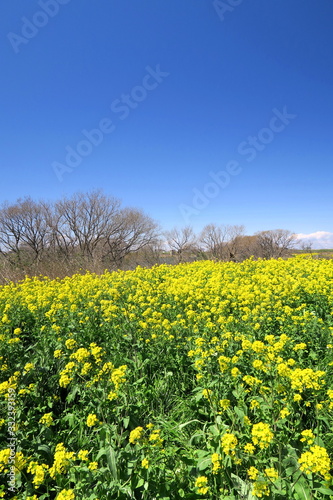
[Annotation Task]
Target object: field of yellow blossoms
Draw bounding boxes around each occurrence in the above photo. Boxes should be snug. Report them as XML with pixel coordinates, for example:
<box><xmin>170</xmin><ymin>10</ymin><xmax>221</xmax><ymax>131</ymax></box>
<box><xmin>1</xmin><ymin>255</ymin><xmax>333</xmax><ymax>499</ymax></box>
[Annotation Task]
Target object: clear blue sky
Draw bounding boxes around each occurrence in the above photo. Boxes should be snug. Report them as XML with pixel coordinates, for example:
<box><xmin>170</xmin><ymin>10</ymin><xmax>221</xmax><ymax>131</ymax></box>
<box><xmin>1</xmin><ymin>0</ymin><xmax>333</xmax><ymax>243</ymax></box>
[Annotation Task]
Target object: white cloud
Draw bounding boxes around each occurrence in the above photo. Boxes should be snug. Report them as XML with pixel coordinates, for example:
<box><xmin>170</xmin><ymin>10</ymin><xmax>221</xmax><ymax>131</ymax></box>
<box><xmin>295</xmin><ymin>231</ymin><xmax>333</xmax><ymax>249</ymax></box>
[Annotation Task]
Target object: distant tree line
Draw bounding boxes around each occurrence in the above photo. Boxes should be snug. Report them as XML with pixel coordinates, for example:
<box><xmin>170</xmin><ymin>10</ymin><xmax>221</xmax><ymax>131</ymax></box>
<box><xmin>0</xmin><ymin>190</ymin><xmax>297</xmax><ymax>282</ymax></box>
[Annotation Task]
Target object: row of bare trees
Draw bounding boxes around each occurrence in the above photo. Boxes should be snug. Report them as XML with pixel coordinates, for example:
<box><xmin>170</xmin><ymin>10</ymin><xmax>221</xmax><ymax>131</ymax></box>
<box><xmin>164</xmin><ymin>225</ymin><xmax>296</xmax><ymax>263</ymax></box>
<box><xmin>0</xmin><ymin>191</ymin><xmax>159</xmax><ymax>280</ymax></box>
<box><xmin>0</xmin><ymin>190</ymin><xmax>297</xmax><ymax>281</ymax></box>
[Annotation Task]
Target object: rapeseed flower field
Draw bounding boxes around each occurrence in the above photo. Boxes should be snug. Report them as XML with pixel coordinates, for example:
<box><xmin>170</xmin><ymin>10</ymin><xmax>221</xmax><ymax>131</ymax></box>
<box><xmin>0</xmin><ymin>255</ymin><xmax>333</xmax><ymax>499</ymax></box>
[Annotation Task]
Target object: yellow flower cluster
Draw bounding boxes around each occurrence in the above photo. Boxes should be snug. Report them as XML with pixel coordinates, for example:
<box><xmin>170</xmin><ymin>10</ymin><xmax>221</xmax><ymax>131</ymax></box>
<box><xmin>27</xmin><ymin>461</ymin><xmax>49</xmax><ymax>487</ymax></box>
<box><xmin>39</xmin><ymin>412</ymin><xmax>53</xmax><ymax>427</ymax></box>
<box><xmin>0</xmin><ymin>449</ymin><xmax>11</xmax><ymax>473</ymax></box>
<box><xmin>86</xmin><ymin>414</ymin><xmax>99</xmax><ymax>427</ymax></box>
<box><xmin>149</xmin><ymin>429</ymin><xmax>163</xmax><ymax>447</ymax></box>
<box><xmin>221</xmin><ymin>431</ymin><xmax>238</xmax><ymax>456</ymax></box>
<box><xmin>300</xmin><ymin>429</ymin><xmax>315</xmax><ymax>445</ymax></box>
<box><xmin>195</xmin><ymin>476</ymin><xmax>209</xmax><ymax>495</ymax></box>
<box><xmin>252</xmin><ymin>480</ymin><xmax>270</xmax><ymax>498</ymax></box>
<box><xmin>298</xmin><ymin>445</ymin><xmax>331</xmax><ymax>478</ymax></box>
<box><xmin>56</xmin><ymin>489</ymin><xmax>75</xmax><ymax>500</ymax></box>
<box><xmin>129</xmin><ymin>426</ymin><xmax>144</xmax><ymax>444</ymax></box>
<box><xmin>251</xmin><ymin>423</ymin><xmax>273</xmax><ymax>449</ymax></box>
<box><xmin>211</xmin><ymin>453</ymin><xmax>221</xmax><ymax>473</ymax></box>
<box><xmin>49</xmin><ymin>443</ymin><xmax>75</xmax><ymax>478</ymax></box>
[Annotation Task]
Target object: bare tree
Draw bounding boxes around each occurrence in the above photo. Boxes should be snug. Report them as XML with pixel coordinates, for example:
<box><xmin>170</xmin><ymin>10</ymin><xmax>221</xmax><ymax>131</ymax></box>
<box><xmin>0</xmin><ymin>202</ymin><xmax>24</xmax><ymax>266</ymax></box>
<box><xmin>0</xmin><ymin>198</ymin><xmax>52</xmax><ymax>268</ymax></box>
<box><xmin>199</xmin><ymin>224</ymin><xmax>229</xmax><ymax>260</ymax></box>
<box><xmin>233</xmin><ymin>234</ymin><xmax>260</xmax><ymax>261</ymax></box>
<box><xmin>199</xmin><ymin>224</ymin><xmax>245</xmax><ymax>261</ymax></box>
<box><xmin>255</xmin><ymin>229</ymin><xmax>296</xmax><ymax>259</ymax></box>
<box><xmin>164</xmin><ymin>226</ymin><xmax>197</xmax><ymax>263</ymax></box>
<box><xmin>102</xmin><ymin>208</ymin><xmax>160</xmax><ymax>267</ymax></box>
<box><xmin>223</xmin><ymin>225</ymin><xmax>245</xmax><ymax>261</ymax></box>
<box><xmin>299</xmin><ymin>240</ymin><xmax>313</xmax><ymax>253</ymax></box>
<box><xmin>53</xmin><ymin>190</ymin><xmax>121</xmax><ymax>263</ymax></box>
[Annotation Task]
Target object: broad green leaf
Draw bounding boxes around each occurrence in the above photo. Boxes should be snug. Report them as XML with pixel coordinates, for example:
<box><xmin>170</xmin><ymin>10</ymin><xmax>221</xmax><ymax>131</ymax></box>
<box><xmin>106</xmin><ymin>445</ymin><xmax>118</xmax><ymax>480</ymax></box>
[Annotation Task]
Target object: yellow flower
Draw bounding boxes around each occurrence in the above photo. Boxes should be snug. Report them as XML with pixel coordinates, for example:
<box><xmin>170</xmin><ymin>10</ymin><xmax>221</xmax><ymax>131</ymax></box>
<box><xmin>219</xmin><ymin>399</ymin><xmax>230</xmax><ymax>410</ymax></box>
<box><xmin>107</xmin><ymin>391</ymin><xmax>117</xmax><ymax>400</ymax></box>
<box><xmin>195</xmin><ymin>475</ymin><xmax>209</xmax><ymax>495</ymax></box>
<box><xmin>264</xmin><ymin>468</ymin><xmax>278</xmax><ymax>480</ymax></box>
<box><xmin>280</xmin><ymin>407</ymin><xmax>290</xmax><ymax>419</ymax></box>
<box><xmin>49</xmin><ymin>443</ymin><xmax>75</xmax><ymax>478</ymax></box>
<box><xmin>250</xmin><ymin>399</ymin><xmax>260</xmax><ymax>410</ymax></box>
<box><xmin>14</xmin><ymin>451</ymin><xmax>27</xmax><ymax>472</ymax></box>
<box><xmin>202</xmin><ymin>388</ymin><xmax>212</xmax><ymax>399</ymax></box>
<box><xmin>252</xmin><ymin>423</ymin><xmax>273</xmax><ymax>449</ymax></box>
<box><xmin>211</xmin><ymin>453</ymin><xmax>221</xmax><ymax>473</ymax></box>
<box><xmin>252</xmin><ymin>480</ymin><xmax>270</xmax><ymax>497</ymax></box>
<box><xmin>293</xmin><ymin>343</ymin><xmax>307</xmax><ymax>351</ymax></box>
<box><xmin>298</xmin><ymin>445</ymin><xmax>331</xmax><ymax>477</ymax></box>
<box><xmin>39</xmin><ymin>412</ymin><xmax>53</xmax><ymax>427</ymax></box>
<box><xmin>300</xmin><ymin>429</ymin><xmax>315</xmax><ymax>445</ymax></box>
<box><xmin>59</xmin><ymin>373</ymin><xmax>72</xmax><ymax>388</ymax></box>
<box><xmin>221</xmin><ymin>431</ymin><xmax>238</xmax><ymax>456</ymax></box>
<box><xmin>243</xmin><ymin>416</ymin><xmax>251</xmax><ymax>426</ymax></box>
<box><xmin>70</xmin><ymin>348</ymin><xmax>90</xmax><ymax>362</ymax></box>
<box><xmin>54</xmin><ymin>349</ymin><xmax>62</xmax><ymax>358</ymax></box>
<box><xmin>248</xmin><ymin>466</ymin><xmax>259</xmax><ymax>480</ymax></box>
<box><xmin>56</xmin><ymin>489</ymin><xmax>75</xmax><ymax>500</ymax></box>
<box><xmin>27</xmin><ymin>461</ymin><xmax>49</xmax><ymax>486</ymax></box>
<box><xmin>252</xmin><ymin>341</ymin><xmax>266</xmax><ymax>353</ymax></box>
<box><xmin>77</xmin><ymin>450</ymin><xmax>89</xmax><ymax>461</ymax></box>
<box><xmin>231</xmin><ymin>367</ymin><xmax>241</xmax><ymax>377</ymax></box>
<box><xmin>86</xmin><ymin>414</ymin><xmax>99</xmax><ymax>427</ymax></box>
<box><xmin>129</xmin><ymin>426</ymin><xmax>144</xmax><ymax>444</ymax></box>
<box><xmin>88</xmin><ymin>461</ymin><xmax>98</xmax><ymax>471</ymax></box>
<box><xmin>141</xmin><ymin>458</ymin><xmax>149</xmax><ymax>469</ymax></box>
<box><xmin>0</xmin><ymin>449</ymin><xmax>11</xmax><ymax>473</ymax></box>
<box><xmin>149</xmin><ymin>429</ymin><xmax>163</xmax><ymax>447</ymax></box>
<box><xmin>65</xmin><ymin>339</ymin><xmax>77</xmax><ymax>350</ymax></box>
<box><xmin>110</xmin><ymin>365</ymin><xmax>127</xmax><ymax>390</ymax></box>
<box><xmin>252</xmin><ymin>359</ymin><xmax>265</xmax><ymax>371</ymax></box>
<box><xmin>244</xmin><ymin>443</ymin><xmax>255</xmax><ymax>454</ymax></box>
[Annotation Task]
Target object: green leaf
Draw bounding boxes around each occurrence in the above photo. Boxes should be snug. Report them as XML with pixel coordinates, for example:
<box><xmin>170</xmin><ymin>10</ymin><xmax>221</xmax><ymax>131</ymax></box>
<box><xmin>106</xmin><ymin>445</ymin><xmax>118</xmax><ymax>479</ymax></box>
<box><xmin>317</xmin><ymin>487</ymin><xmax>333</xmax><ymax>495</ymax></box>
<box><xmin>293</xmin><ymin>474</ymin><xmax>312</xmax><ymax>500</ymax></box>
<box><xmin>233</xmin><ymin>406</ymin><xmax>245</xmax><ymax>421</ymax></box>
<box><xmin>37</xmin><ymin>444</ymin><xmax>52</xmax><ymax>461</ymax></box>
<box><xmin>179</xmin><ymin>419</ymin><xmax>202</xmax><ymax>430</ymax></box>
<box><xmin>95</xmin><ymin>447</ymin><xmax>106</xmax><ymax>461</ymax></box>
<box><xmin>285</xmin><ymin>466</ymin><xmax>297</xmax><ymax>478</ymax></box>
<box><xmin>189</xmin><ymin>431</ymin><xmax>205</xmax><ymax>445</ymax></box>
<box><xmin>231</xmin><ymin>473</ymin><xmax>256</xmax><ymax>499</ymax></box>
<box><xmin>196</xmin><ymin>451</ymin><xmax>212</xmax><ymax>471</ymax></box>
<box><xmin>66</xmin><ymin>385</ymin><xmax>80</xmax><ymax>403</ymax></box>
<box><xmin>134</xmin><ymin>477</ymin><xmax>145</xmax><ymax>489</ymax></box>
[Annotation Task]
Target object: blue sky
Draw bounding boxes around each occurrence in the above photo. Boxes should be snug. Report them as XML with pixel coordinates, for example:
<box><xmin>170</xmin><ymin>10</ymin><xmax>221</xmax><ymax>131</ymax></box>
<box><xmin>1</xmin><ymin>0</ymin><xmax>333</xmax><ymax>246</ymax></box>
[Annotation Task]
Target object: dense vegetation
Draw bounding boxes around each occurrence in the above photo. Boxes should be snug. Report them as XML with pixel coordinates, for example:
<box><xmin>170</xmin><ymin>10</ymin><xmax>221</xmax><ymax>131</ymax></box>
<box><xmin>1</xmin><ymin>256</ymin><xmax>333</xmax><ymax>499</ymax></box>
